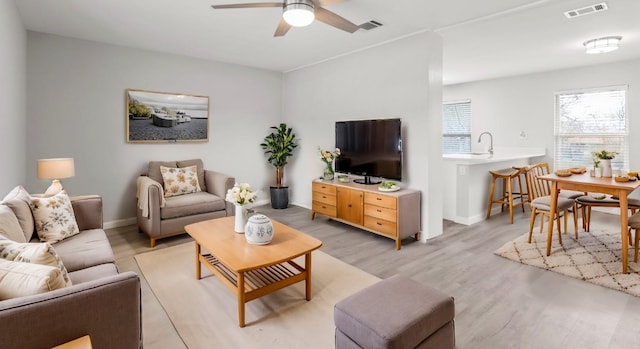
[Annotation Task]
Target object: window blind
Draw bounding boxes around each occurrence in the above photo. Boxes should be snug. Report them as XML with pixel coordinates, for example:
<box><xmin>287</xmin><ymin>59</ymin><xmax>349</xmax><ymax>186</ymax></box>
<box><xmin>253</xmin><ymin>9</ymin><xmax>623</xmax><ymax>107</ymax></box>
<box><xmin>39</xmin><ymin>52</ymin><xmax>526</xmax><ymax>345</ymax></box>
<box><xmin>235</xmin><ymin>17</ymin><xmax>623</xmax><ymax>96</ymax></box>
<box><xmin>555</xmin><ymin>87</ymin><xmax>628</xmax><ymax>171</ymax></box>
<box><xmin>442</xmin><ymin>101</ymin><xmax>471</xmax><ymax>154</ymax></box>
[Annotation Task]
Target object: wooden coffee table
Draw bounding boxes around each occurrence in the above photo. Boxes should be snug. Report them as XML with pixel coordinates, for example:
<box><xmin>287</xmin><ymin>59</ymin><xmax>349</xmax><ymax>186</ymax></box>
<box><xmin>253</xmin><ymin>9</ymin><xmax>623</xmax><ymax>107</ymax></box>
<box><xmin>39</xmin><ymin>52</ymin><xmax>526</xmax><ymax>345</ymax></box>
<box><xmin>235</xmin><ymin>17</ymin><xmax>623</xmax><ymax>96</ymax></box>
<box><xmin>184</xmin><ymin>216</ymin><xmax>322</xmax><ymax>327</ymax></box>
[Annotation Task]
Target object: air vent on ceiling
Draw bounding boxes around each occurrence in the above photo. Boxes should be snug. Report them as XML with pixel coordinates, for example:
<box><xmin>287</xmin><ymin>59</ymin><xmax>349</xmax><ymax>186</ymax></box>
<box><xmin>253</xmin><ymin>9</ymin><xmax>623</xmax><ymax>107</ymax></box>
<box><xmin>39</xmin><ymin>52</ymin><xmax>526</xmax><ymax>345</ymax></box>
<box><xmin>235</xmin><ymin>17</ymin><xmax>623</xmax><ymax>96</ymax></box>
<box><xmin>359</xmin><ymin>20</ymin><xmax>383</xmax><ymax>31</ymax></box>
<box><xmin>564</xmin><ymin>2</ymin><xmax>608</xmax><ymax>18</ymax></box>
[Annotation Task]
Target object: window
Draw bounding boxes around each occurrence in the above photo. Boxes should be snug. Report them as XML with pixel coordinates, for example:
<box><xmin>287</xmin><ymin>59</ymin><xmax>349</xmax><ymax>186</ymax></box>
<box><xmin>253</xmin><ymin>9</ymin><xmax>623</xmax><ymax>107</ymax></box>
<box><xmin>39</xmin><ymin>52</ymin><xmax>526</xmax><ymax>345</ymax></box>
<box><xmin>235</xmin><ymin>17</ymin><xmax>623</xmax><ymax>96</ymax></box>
<box><xmin>555</xmin><ymin>86</ymin><xmax>628</xmax><ymax>170</ymax></box>
<box><xmin>442</xmin><ymin>100</ymin><xmax>471</xmax><ymax>154</ymax></box>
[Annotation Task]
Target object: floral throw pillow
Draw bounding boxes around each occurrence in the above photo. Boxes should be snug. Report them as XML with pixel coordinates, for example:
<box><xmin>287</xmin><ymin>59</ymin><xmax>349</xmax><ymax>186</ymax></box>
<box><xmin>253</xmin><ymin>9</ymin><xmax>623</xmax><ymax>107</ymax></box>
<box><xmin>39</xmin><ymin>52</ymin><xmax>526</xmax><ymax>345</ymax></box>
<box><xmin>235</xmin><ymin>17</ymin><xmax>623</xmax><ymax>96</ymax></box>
<box><xmin>160</xmin><ymin>165</ymin><xmax>202</xmax><ymax>197</ymax></box>
<box><xmin>30</xmin><ymin>190</ymin><xmax>80</xmax><ymax>244</ymax></box>
<box><xmin>0</xmin><ymin>240</ymin><xmax>72</xmax><ymax>287</ymax></box>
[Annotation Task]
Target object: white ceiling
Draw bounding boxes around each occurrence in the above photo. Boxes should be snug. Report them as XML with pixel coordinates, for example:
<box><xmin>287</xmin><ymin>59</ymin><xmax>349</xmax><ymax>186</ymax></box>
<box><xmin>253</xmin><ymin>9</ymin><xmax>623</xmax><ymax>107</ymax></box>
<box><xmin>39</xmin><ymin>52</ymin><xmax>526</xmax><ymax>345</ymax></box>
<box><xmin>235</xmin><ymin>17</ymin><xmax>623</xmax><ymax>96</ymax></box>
<box><xmin>15</xmin><ymin>0</ymin><xmax>640</xmax><ymax>85</ymax></box>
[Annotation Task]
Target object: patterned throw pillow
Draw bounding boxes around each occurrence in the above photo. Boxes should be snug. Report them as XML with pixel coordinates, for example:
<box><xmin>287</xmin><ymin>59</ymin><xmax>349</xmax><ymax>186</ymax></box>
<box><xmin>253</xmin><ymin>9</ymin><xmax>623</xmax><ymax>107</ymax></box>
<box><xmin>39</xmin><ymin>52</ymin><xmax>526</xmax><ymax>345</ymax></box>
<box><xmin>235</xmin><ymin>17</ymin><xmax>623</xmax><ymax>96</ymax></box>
<box><xmin>30</xmin><ymin>191</ymin><xmax>80</xmax><ymax>244</ymax></box>
<box><xmin>160</xmin><ymin>165</ymin><xmax>202</xmax><ymax>197</ymax></box>
<box><xmin>0</xmin><ymin>259</ymin><xmax>67</xmax><ymax>300</ymax></box>
<box><xmin>0</xmin><ymin>240</ymin><xmax>72</xmax><ymax>286</ymax></box>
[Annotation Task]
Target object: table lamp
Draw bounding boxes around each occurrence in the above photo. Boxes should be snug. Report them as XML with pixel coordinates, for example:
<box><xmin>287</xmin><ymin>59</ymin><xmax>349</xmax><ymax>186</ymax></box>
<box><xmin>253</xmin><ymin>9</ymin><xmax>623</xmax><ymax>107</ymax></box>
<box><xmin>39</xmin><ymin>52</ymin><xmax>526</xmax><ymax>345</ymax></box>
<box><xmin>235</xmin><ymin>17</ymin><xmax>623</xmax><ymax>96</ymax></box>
<box><xmin>37</xmin><ymin>158</ymin><xmax>75</xmax><ymax>196</ymax></box>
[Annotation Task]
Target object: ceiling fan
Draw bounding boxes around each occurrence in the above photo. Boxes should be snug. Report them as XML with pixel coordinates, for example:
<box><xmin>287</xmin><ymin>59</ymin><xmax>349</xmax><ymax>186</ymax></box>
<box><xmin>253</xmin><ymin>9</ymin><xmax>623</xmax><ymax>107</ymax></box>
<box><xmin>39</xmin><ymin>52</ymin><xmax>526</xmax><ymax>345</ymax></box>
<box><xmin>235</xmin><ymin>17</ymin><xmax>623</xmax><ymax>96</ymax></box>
<box><xmin>211</xmin><ymin>0</ymin><xmax>360</xmax><ymax>37</ymax></box>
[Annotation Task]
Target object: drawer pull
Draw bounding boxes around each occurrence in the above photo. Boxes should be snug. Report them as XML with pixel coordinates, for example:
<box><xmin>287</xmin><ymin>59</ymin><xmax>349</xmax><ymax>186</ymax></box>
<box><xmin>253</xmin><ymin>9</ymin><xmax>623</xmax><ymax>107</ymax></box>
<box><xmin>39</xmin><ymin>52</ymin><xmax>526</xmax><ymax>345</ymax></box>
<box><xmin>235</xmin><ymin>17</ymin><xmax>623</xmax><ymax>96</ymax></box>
<box><xmin>376</xmin><ymin>198</ymin><xmax>382</xmax><ymax>201</ymax></box>
<box><xmin>376</xmin><ymin>222</ymin><xmax>382</xmax><ymax>226</ymax></box>
<box><xmin>322</xmin><ymin>196</ymin><xmax>326</xmax><ymax>199</ymax></box>
<box><xmin>377</xmin><ymin>209</ymin><xmax>382</xmax><ymax>212</ymax></box>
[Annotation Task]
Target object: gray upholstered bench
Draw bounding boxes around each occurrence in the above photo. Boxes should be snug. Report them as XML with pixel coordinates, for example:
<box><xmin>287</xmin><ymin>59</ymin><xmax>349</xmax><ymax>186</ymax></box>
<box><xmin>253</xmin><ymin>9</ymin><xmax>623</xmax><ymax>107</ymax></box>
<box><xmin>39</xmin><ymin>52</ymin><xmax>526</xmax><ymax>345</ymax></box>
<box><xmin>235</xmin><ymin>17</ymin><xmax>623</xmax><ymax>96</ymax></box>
<box><xmin>334</xmin><ymin>274</ymin><xmax>455</xmax><ymax>349</ymax></box>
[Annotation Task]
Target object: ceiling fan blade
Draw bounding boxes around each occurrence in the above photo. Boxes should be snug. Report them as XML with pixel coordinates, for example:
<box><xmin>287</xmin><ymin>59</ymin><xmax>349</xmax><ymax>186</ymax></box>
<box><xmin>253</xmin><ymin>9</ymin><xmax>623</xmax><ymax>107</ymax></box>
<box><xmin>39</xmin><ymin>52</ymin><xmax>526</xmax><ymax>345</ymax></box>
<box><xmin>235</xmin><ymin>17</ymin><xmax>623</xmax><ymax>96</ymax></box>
<box><xmin>274</xmin><ymin>18</ymin><xmax>292</xmax><ymax>37</ymax></box>
<box><xmin>314</xmin><ymin>6</ymin><xmax>359</xmax><ymax>33</ymax></box>
<box><xmin>317</xmin><ymin>0</ymin><xmax>347</xmax><ymax>6</ymax></box>
<box><xmin>211</xmin><ymin>2</ymin><xmax>283</xmax><ymax>9</ymax></box>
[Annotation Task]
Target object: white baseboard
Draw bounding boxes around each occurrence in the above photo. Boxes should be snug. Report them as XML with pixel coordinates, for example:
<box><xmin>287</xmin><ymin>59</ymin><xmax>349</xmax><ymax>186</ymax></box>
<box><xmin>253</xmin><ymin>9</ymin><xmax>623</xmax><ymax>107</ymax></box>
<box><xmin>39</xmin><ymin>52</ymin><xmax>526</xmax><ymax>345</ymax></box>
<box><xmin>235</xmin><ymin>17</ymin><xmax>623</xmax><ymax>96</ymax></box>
<box><xmin>104</xmin><ymin>217</ymin><xmax>136</xmax><ymax>229</ymax></box>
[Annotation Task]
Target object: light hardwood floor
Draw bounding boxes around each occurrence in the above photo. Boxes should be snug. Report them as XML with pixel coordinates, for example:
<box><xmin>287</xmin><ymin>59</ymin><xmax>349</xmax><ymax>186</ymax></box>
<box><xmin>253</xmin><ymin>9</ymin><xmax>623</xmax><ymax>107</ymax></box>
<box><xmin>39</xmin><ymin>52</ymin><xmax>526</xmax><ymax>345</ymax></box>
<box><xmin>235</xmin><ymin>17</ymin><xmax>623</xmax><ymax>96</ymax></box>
<box><xmin>108</xmin><ymin>205</ymin><xmax>640</xmax><ymax>349</ymax></box>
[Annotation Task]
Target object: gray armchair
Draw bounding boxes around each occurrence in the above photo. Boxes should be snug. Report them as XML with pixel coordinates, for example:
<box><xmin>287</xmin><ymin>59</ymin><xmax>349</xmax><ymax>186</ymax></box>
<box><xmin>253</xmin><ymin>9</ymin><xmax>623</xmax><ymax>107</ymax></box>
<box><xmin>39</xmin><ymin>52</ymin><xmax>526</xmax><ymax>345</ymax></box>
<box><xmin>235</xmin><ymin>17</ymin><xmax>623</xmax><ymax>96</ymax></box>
<box><xmin>136</xmin><ymin>159</ymin><xmax>235</xmax><ymax>247</ymax></box>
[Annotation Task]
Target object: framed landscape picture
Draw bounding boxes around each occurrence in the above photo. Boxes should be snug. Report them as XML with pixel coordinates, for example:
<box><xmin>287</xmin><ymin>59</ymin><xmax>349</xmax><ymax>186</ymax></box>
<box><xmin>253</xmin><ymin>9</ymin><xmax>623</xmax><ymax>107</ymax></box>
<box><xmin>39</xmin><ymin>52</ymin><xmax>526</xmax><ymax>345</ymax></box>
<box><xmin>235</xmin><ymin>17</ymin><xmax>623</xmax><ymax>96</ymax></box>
<box><xmin>126</xmin><ymin>89</ymin><xmax>209</xmax><ymax>143</ymax></box>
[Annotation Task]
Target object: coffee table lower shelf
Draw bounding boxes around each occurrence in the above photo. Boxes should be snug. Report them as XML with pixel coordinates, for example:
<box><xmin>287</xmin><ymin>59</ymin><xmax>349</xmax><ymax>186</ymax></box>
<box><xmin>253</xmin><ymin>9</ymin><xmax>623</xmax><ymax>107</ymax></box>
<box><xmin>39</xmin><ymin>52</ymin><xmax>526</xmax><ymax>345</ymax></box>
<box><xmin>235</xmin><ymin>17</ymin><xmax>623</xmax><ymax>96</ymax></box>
<box><xmin>197</xmin><ymin>251</ymin><xmax>311</xmax><ymax>327</ymax></box>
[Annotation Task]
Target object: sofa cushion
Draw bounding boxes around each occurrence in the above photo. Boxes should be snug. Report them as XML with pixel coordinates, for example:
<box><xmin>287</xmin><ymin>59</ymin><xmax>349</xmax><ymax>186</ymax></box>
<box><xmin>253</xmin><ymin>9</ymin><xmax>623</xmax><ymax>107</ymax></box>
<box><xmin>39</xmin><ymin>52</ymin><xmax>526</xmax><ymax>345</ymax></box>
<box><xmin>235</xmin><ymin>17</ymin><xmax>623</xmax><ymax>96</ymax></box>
<box><xmin>2</xmin><ymin>185</ymin><xmax>35</xmax><ymax>241</ymax></box>
<box><xmin>148</xmin><ymin>161</ymin><xmax>177</xmax><ymax>188</ymax></box>
<box><xmin>0</xmin><ymin>259</ymin><xmax>67</xmax><ymax>300</ymax></box>
<box><xmin>177</xmin><ymin>159</ymin><xmax>207</xmax><ymax>192</ymax></box>
<box><xmin>160</xmin><ymin>165</ymin><xmax>201</xmax><ymax>197</ymax></box>
<box><xmin>30</xmin><ymin>191</ymin><xmax>80</xmax><ymax>244</ymax></box>
<box><xmin>52</xmin><ymin>229</ymin><xmax>115</xmax><ymax>273</ymax></box>
<box><xmin>0</xmin><ymin>205</ymin><xmax>26</xmax><ymax>242</ymax></box>
<box><xmin>68</xmin><ymin>263</ymin><xmax>118</xmax><ymax>284</ymax></box>
<box><xmin>161</xmin><ymin>191</ymin><xmax>226</xmax><ymax>220</ymax></box>
<box><xmin>0</xmin><ymin>240</ymin><xmax>71</xmax><ymax>286</ymax></box>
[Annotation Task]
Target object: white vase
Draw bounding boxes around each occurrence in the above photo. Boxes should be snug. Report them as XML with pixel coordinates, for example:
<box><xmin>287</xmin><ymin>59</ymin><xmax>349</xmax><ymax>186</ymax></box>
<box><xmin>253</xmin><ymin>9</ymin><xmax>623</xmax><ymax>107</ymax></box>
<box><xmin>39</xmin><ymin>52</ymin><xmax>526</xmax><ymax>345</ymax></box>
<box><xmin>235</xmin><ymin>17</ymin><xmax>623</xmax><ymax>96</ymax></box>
<box><xmin>234</xmin><ymin>205</ymin><xmax>246</xmax><ymax>233</ymax></box>
<box><xmin>595</xmin><ymin>167</ymin><xmax>603</xmax><ymax>178</ymax></box>
<box><xmin>600</xmin><ymin>159</ymin><xmax>612</xmax><ymax>177</ymax></box>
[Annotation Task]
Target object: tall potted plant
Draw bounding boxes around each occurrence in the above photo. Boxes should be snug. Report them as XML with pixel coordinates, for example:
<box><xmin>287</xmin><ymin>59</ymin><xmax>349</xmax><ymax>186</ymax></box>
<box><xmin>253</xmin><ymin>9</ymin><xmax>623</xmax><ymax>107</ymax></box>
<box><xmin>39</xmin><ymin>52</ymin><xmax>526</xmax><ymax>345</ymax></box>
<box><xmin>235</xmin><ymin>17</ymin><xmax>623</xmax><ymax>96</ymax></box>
<box><xmin>260</xmin><ymin>123</ymin><xmax>299</xmax><ymax>209</ymax></box>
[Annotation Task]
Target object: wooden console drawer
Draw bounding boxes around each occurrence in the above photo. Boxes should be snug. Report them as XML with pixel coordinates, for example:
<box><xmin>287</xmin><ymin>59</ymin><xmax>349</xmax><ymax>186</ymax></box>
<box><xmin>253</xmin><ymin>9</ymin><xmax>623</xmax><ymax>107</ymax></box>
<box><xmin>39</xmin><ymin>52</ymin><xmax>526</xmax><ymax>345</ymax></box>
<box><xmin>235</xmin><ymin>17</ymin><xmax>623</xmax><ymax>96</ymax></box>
<box><xmin>364</xmin><ymin>192</ymin><xmax>397</xmax><ymax>210</ymax></box>
<box><xmin>311</xmin><ymin>180</ymin><xmax>420</xmax><ymax>250</ymax></box>
<box><xmin>313</xmin><ymin>201</ymin><xmax>337</xmax><ymax>217</ymax></box>
<box><xmin>313</xmin><ymin>182</ymin><xmax>336</xmax><ymax>196</ymax></box>
<box><xmin>313</xmin><ymin>191</ymin><xmax>336</xmax><ymax>206</ymax></box>
<box><xmin>364</xmin><ymin>216</ymin><xmax>397</xmax><ymax>238</ymax></box>
<box><xmin>364</xmin><ymin>204</ymin><xmax>396</xmax><ymax>222</ymax></box>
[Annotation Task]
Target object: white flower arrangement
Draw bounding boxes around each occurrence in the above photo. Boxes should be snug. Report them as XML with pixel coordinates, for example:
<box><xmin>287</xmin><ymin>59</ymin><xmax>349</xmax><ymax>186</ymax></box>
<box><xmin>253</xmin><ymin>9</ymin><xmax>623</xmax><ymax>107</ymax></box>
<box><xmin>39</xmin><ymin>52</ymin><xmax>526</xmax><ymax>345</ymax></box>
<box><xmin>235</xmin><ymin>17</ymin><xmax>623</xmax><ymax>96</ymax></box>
<box><xmin>226</xmin><ymin>183</ymin><xmax>256</xmax><ymax>206</ymax></box>
<box><xmin>319</xmin><ymin>147</ymin><xmax>341</xmax><ymax>165</ymax></box>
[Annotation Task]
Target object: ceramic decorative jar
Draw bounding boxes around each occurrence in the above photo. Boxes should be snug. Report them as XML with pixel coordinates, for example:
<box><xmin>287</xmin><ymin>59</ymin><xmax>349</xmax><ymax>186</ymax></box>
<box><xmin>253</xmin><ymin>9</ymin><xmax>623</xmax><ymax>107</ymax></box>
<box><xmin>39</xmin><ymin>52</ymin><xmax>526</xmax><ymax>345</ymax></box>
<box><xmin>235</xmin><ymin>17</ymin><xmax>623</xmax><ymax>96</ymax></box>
<box><xmin>244</xmin><ymin>214</ymin><xmax>274</xmax><ymax>245</ymax></box>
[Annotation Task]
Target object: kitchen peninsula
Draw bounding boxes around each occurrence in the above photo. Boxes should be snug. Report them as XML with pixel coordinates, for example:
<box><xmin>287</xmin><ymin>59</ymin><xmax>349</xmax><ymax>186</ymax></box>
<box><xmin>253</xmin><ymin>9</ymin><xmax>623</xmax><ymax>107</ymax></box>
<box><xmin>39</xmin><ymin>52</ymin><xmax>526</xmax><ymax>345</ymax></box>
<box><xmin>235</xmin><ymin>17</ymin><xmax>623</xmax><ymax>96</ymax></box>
<box><xmin>443</xmin><ymin>147</ymin><xmax>546</xmax><ymax>225</ymax></box>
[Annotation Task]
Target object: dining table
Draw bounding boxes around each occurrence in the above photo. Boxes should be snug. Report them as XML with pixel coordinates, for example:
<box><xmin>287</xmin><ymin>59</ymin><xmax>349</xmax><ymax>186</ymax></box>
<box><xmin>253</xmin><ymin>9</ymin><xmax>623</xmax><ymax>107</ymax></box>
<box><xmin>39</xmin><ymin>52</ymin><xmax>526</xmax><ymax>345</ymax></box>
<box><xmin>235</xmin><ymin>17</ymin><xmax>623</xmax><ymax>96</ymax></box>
<box><xmin>540</xmin><ymin>172</ymin><xmax>640</xmax><ymax>274</ymax></box>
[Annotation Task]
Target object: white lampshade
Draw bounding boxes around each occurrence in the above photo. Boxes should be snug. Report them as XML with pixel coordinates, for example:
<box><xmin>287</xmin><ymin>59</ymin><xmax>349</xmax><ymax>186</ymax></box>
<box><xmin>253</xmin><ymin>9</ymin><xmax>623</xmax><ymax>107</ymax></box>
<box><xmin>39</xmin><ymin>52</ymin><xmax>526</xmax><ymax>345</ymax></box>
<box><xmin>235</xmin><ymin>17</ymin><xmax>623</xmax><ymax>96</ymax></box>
<box><xmin>283</xmin><ymin>0</ymin><xmax>315</xmax><ymax>27</ymax></box>
<box><xmin>583</xmin><ymin>36</ymin><xmax>622</xmax><ymax>54</ymax></box>
<box><xmin>37</xmin><ymin>158</ymin><xmax>75</xmax><ymax>196</ymax></box>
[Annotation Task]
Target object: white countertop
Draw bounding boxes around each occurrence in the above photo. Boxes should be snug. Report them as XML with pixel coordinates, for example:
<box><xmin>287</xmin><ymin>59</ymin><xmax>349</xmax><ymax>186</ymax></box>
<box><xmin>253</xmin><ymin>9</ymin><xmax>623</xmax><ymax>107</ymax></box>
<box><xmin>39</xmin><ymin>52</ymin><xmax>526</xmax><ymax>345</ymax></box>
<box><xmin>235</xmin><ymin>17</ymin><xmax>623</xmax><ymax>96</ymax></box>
<box><xmin>442</xmin><ymin>147</ymin><xmax>546</xmax><ymax>165</ymax></box>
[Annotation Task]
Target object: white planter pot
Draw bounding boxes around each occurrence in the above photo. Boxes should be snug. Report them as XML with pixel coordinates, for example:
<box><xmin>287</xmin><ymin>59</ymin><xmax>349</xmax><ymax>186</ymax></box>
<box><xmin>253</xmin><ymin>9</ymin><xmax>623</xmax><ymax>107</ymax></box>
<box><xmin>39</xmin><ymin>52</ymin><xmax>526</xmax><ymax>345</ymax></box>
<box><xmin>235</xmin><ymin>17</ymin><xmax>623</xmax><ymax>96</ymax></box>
<box><xmin>600</xmin><ymin>159</ymin><xmax>612</xmax><ymax>177</ymax></box>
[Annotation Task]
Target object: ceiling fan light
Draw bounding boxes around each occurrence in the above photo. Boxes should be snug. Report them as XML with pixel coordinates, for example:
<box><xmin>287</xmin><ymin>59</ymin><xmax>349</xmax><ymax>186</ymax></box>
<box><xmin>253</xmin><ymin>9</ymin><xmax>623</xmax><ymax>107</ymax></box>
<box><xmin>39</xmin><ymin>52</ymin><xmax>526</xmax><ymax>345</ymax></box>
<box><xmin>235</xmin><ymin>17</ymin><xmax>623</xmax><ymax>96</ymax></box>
<box><xmin>283</xmin><ymin>1</ymin><xmax>315</xmax><ymax>27</ymax></box>
<box><xmin>583</xmin><ymin>36</ymin><xmax>622</xmax><ymax>54</ymax></box>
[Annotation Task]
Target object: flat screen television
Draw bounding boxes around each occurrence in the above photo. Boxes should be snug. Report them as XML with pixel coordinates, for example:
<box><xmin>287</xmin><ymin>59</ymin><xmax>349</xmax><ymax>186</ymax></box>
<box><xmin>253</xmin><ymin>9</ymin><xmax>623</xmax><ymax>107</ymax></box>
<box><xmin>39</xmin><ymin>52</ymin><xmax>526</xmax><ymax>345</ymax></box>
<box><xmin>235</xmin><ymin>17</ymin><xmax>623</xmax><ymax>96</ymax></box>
<box><xmin>335</xmin><ymin>118</ymin><xmax>402</xmax><ymax>185</ymax></box>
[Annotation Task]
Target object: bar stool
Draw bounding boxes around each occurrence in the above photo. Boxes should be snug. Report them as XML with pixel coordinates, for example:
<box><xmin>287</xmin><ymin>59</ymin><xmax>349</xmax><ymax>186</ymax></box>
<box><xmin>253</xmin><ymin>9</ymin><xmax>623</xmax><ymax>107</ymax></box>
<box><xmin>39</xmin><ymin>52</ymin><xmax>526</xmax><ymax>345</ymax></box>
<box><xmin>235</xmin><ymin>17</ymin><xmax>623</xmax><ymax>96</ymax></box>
<box><xmin>486</xmin><ymin>167</ymin><xmax>527</xmax><ymax>224</ymax></box>
<box><xmin>512</xmin><ymin>165</ymin><xmax>532</xmax><ymax>205</ymax></box>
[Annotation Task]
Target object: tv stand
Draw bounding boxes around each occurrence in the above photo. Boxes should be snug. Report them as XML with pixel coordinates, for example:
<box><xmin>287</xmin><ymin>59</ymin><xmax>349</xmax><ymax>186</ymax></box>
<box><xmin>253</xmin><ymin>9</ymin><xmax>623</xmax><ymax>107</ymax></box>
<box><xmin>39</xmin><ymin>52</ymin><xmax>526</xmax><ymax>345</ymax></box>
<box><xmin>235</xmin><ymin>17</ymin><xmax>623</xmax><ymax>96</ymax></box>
<box><xmin>353</xmin><ymin>176</ymin><xmax>381</xmax><ymax>185</ymax></box>
<box><xmin>311</xmin><ymin>180</ymin><xmax>421</xmax><ymax>250</ymax></box>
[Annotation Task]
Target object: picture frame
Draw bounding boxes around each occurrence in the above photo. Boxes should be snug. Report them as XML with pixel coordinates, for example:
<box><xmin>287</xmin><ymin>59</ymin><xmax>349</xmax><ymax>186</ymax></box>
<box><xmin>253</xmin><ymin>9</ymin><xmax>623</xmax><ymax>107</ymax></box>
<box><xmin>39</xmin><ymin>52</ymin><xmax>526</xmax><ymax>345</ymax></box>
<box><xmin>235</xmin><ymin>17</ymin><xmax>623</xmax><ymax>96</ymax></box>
<box><xmin>126</xmin><ymin>89</ymin><xmax>209</xmax><ymax>143</ymax></box>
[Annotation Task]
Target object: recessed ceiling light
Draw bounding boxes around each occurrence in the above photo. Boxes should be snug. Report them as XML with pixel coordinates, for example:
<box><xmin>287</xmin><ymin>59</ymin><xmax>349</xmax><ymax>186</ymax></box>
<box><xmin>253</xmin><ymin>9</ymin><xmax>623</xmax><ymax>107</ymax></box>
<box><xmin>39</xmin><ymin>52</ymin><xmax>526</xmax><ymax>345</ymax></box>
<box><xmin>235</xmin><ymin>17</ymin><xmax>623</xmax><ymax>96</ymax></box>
<box><xmin>583</xmin><ymin>36</ymin><xmax>622</xmax><ymax>54</ymax></box>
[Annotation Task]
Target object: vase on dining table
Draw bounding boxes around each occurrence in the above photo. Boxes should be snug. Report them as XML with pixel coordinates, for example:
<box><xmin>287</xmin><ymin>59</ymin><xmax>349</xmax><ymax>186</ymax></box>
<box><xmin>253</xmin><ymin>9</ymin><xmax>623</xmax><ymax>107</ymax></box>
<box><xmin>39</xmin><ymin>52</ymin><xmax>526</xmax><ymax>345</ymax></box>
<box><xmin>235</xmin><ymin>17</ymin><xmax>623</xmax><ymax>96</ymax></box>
<box><xmin>600</xmin><ymin>159</ymin><xmax>612</xmax><ymax>177</ymax></box>
<box><xmin>234</xmin><ymin>205</ymin><xmax>246</xmax><ymax>233</ymax></box>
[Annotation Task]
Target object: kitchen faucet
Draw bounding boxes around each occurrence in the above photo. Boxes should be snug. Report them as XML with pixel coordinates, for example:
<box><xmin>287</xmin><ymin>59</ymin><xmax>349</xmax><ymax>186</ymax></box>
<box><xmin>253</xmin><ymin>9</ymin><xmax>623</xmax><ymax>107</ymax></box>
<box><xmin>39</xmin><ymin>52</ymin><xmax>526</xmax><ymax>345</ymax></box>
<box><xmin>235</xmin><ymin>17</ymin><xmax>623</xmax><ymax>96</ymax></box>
<box><xmin>478</xmin><ymin>132</ymin><xmax>493</xmax><ymax>155</ymax></box>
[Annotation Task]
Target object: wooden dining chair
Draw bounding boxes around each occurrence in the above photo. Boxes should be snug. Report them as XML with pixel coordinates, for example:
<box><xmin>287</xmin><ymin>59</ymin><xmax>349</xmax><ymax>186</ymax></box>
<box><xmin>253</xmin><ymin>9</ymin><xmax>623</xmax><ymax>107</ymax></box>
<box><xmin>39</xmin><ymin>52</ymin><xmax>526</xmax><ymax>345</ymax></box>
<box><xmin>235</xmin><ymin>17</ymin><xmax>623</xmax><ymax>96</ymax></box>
<box><xmin>526</xmin><ymin>162</ymin><xmax>578</xmax><ymax>244</ymax></box>
<box><xmin>575</xmin><ymin>194</ymin><xmax>640</xmax><ymax>232</ymax></box>
<box><xmin>629</xmin><ymin>212</ymin><xmax>640</xmax><ymax>262</ymax></box>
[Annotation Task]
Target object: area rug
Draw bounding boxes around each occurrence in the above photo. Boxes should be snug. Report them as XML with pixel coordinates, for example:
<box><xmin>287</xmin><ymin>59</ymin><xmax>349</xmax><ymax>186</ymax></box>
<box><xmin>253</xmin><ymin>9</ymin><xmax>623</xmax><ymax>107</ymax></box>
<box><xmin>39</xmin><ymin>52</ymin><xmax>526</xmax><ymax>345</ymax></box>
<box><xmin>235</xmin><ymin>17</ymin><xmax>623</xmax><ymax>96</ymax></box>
<box><xmin>494</xmin><ymin>229</ymin><xmax>640</xmax><ymax>297</ymax></box>
<box><xmin>135</xmin><ymin>242</ymin><xmax>380</xmax><ymax>348</ymax></box>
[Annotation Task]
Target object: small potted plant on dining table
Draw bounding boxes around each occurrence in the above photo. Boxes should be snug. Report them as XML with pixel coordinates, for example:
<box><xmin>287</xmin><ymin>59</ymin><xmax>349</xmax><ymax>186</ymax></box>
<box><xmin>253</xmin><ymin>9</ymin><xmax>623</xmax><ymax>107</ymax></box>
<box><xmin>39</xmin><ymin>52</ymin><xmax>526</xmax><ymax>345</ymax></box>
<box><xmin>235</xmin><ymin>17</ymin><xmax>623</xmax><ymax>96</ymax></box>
<box><xmin>592</xmin><ymin>150</ymin><xmax>617</xmax><ymax>178</ymax></box>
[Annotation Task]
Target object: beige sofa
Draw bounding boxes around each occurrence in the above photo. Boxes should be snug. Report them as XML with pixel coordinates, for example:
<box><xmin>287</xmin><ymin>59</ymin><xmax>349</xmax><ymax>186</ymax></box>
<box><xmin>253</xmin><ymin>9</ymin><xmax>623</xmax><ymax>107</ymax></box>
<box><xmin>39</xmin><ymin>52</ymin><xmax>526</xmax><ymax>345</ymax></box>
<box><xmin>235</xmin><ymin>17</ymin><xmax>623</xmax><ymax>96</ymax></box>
<box><xmin>0</xmin><ymin>193</ymin><xmax>142</xmax><ymax>348</ymax></box>
<box><xmin>137</xmin><ymin>159</ymin><xmax>235</xmax><ymax>247</ymax></box>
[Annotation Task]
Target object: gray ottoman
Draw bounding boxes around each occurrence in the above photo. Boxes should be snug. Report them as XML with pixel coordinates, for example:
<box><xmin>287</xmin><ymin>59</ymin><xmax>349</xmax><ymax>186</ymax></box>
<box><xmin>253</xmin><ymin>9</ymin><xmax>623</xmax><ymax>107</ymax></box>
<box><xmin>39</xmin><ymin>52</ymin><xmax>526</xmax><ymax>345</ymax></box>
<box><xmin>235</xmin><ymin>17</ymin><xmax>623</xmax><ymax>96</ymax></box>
<box><xmin>334</xmin><ymin>274</ymin><xmax>455</xmax><ymax>349</ymax></box>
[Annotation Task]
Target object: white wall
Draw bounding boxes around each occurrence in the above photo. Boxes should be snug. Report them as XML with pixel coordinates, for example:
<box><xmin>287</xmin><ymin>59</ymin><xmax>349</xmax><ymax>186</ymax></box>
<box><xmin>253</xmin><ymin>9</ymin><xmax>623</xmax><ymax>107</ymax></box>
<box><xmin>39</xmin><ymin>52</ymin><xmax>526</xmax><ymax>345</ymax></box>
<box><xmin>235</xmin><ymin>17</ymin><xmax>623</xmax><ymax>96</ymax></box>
<box><xmin>283</xmin><ymin>31</ymin><xmax>445</xmax><ymax>240</ymax></box>
<box><xmin>26</xmin><ymin>32</ymin><xmax>282</xmax><ymax>223</ymax></box>
<box><xmin>444</xmin><ymin>58</ymin><xmax>640</xmax><ymax>171</ymax></box>
<box><xmin>0</xmin><ymin>0</ymin><xmax>27</xmax><ymax>193</ymax></box>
